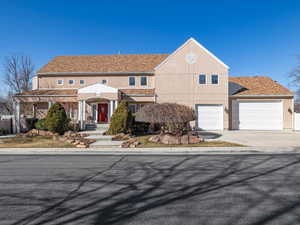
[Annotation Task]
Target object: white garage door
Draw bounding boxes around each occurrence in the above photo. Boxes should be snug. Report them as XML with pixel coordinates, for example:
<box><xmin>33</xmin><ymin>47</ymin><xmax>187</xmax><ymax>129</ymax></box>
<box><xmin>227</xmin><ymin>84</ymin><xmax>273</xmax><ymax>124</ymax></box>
<box><xmin>233</xmin><ymin>101</ymin><xmax>283</xmax><ymax>130</ymax></box>
<box><xmin>197</xmin><ymin>105</ymin><xmax>223</xmax><ymax>130</ymax></box>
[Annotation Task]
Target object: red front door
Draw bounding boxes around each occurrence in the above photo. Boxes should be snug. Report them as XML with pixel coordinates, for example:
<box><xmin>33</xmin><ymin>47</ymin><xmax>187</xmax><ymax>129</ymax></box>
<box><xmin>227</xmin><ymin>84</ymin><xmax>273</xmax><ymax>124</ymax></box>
<box><xmin>98</xmin><ymin>104</ymin><xmax>108</xmax><ymax>123</ymax></box>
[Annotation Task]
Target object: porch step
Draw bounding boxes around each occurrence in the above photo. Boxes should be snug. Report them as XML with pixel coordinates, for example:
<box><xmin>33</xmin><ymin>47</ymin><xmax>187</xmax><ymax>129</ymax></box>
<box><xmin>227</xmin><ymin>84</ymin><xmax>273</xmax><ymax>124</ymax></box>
<box><xmin>85</xmin><ymin>124</ymin><xmax>97</xmax><ymax>131</ymax></box>
<box><xmin>80</xmin><ymin>130</ymin><xmax>106</xmax><ymax>135</ymax></box>
<box><xmin>89</xmin><ymin>140</ymin><xmax>123</xmax><ymax>148</ymax></box>
<box><xmin>85</xmin><ymin>135</ymin><xmax>114</xmax><ymax>140</ymax></box>
<box><xmin>97</xmin><ymin>124</ymin><xmax>110</xmax><ymax>129</ymax></box>
<box><xmin>96</xmin><ymin>124</ymin><xmax>109</xmax><ymax>131</ymax></box>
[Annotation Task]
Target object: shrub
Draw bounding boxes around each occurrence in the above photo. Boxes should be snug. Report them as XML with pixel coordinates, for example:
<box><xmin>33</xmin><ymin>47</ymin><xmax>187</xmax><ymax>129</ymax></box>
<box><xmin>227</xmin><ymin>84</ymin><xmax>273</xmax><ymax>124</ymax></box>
<box><xmin>68</xmin><ymin>120</ymin><xmax>80</xmax><ymax>132</ymax></box>
<box><xmin>25</xmin><ymin>118</ymin><xmax>38</xmax><ymax>130</ymax></box>
<box><xmin>34</xmin><ymin>118</ymin><xmax>47</xmax><ymax>130</ymax></box>
<box><xmin>0</xmin><ymin>128</ymin><xmax>8</xmax><ymax>136</ymax></box>
<box><xmin>131</xmin><ymin>116</ymin><xmax>150</xmax><ymax>135</ymax></box>
<box><xmin>107</xmin><ymin>101</ymin><xmax>133</xmax><ymax>135</ymax></box>
<box><xmin>135</xmin><ymin>103</ymin><xmax>196</xmax><ymax>135</ymax></box>
<box><xmin>45</xmin><ymin>103</ymin><xmax>69</xmax><ymax>134</ymax></box>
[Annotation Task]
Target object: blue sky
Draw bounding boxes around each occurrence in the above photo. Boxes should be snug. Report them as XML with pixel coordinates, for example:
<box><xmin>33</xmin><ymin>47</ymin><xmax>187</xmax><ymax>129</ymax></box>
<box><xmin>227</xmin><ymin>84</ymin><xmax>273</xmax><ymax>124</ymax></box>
<box><xmin>0</xmin><ymin>0</ymin><xmax>299</xmax><ymax>92</ymax></box>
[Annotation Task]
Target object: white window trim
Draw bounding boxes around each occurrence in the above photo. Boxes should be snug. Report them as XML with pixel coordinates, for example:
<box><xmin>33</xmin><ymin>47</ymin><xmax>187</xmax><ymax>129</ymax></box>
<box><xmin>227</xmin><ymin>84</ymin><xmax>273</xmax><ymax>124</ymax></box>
<box><xmin>79</xmin><ymin>80</ymin><xmax>85</xmax><ymax>85</ymax></box>
<box><xmin>129</xmin><ymin>76</ymin><xmax>135</xmax><ymax>86</ymax></box>
<box><xmin>199</xmin><ymin>74</ymin><xmax>207</xmax><ymax>85</ymax></box>
<box><xmin>211</xmin><ymin>74</ymin><xmax>219</xmax><ymax>85</ymax></box>
<box><xmin>68</xmin><ymin>80</ymin><xmax>75</xmax><ymax>86</ymax></box>
<box><xmin>57</xmin><ymin>79</ymin><xmax>64</xmax><ymax>85</ymax></box>
<box><xmin>141</xmin><ymin>76</ymin><xmax>147</xmax><ymax>86</ymax></box>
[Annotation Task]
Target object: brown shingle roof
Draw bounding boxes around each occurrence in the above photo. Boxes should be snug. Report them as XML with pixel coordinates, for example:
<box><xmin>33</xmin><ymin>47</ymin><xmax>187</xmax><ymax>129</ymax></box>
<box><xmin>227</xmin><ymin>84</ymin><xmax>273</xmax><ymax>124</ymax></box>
<box><xmin>120</xmin><ymin>89</ymin><xmax>155</xmax><ymax>96</ymax></box>
<box><xmin>38</xmin><ymin>54</ymin><xmax>169</xmax><ymax>74</ymax></box>
<box><xmin>229</xmin><ymin>76</ymin><xmax>293</xmax><ymax>96</ymax></box>
<box><xmin>15</xmin><ymin>89</ymin><xmax>78</xmax><ymax>96</ymax></box>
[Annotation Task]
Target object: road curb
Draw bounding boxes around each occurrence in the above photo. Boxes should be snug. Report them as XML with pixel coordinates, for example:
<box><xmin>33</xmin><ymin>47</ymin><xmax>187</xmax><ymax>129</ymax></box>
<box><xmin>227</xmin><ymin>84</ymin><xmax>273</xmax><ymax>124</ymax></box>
<box><xmin>0</xmin><ymin>147</ymin><xmax>299</xmax><ymax>155</ymax></box>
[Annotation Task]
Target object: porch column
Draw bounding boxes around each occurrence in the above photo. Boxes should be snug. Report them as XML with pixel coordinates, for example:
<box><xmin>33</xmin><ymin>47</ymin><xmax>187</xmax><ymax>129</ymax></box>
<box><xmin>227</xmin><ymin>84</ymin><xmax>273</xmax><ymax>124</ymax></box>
<box><xmin>13</xmin><ymin>100</ymin><xmax>20</xmax><ymax>133</ymax></box>
<box><xmin>82</xmin><ymin>100</ymin><xmax>86</xmax><ymax>126</ymax></box>
<box><xmin>48</xmin><ymin>102</ymin><xmax>52</xmax><ymax>109</ymax></box>
<box><xmin>115</xmin><ymin>100</ymin><xmax>118</xmax><ymax>110</ymax></box>
<box><xmin>110</xmin><ymin>100</ymin><xmax>114</xmax><ymax>118</ymax></box>
<box><xmin>78</xmin><ymin>101</ymin><xmax>83</xmax><ymax>130</ymax></box>
<box><xmin>33</xmin><ymin>104</ymin><xmax>36</xmax><ymax>118</ymax></box>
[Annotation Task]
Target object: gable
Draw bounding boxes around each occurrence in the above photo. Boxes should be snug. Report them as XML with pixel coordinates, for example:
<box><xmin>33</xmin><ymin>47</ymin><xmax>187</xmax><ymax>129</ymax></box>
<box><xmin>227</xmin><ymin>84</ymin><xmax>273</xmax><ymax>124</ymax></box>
<box><xmin>78</xmin><ymin>83</ymin><xmax>118</xmax><ymax>94</ymax></box>
<box><xmin>155</xmin><ymin>38</ymin><xmax>229</xmax><ymax>74</ymax></box>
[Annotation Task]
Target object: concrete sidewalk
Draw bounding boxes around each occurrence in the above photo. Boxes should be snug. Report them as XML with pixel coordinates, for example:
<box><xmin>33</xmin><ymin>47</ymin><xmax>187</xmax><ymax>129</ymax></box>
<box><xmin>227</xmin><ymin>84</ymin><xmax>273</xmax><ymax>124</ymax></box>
<box><xmin>0</xmin><ymin>146</ymin><xmax>300</xmax><ymax>155</ymax></box>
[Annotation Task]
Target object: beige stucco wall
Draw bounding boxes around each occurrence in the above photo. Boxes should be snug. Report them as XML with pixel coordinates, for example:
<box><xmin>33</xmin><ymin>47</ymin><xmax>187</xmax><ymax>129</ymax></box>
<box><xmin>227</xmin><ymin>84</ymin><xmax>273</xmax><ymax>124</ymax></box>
<box><xmin>155</xmin><ymin>39</ymin><xmax>229</xmax><ymax>129</ymax></box>
<box><xmin>229</xmin><ymin>97</ymin><xmax>294</xmax><ymax>130</ymax></box>
<box><xmin>38</xmin><ymin>74</ymin><xmax>154</xmax><ymax>89</ymax></box>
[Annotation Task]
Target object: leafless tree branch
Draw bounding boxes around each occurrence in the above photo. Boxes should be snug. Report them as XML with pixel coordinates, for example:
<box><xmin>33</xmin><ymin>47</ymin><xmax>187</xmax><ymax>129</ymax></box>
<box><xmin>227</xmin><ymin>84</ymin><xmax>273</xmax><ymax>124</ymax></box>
<box><xmin>3</xmin><ymin>54</ymin><xmax>34</xmax><ymax>94</ymax></box>
<box><xmin>289</xmin><ymin>56</ymin><xmax>300</xmax><ymax>102</ymax></box>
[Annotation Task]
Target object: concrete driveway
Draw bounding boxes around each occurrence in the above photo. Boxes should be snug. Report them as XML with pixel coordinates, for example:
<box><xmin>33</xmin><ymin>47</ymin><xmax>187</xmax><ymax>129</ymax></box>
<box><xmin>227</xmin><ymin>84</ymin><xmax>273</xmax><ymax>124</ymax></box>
<box><xmin>202</xmin><ymin>131</ymin><xmax>300</xmax><ymax>147</ymax></box>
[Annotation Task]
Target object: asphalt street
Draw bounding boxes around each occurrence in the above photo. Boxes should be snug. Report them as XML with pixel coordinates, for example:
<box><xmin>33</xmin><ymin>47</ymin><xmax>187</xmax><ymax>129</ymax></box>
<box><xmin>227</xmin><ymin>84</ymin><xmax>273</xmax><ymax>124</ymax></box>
<box><xmin>0</xmin><ymin>154</ymin><xmax>299</xmax><ymax>225</ymax></box>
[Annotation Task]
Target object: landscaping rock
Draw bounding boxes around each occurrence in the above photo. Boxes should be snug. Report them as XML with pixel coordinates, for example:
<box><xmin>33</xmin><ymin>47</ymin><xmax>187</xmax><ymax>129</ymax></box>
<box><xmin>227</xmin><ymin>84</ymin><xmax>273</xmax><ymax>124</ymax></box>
<box><xmin>121</xmin><ymin>137</ymin><xmax>140</xmax><ymax>148</ymax></box>
<box><xmin>76</xmin><ymin>144</ymin><xmax>86</xmax><ymax>148</ymax></box>
<box><xmin>189</xmin><ymin>135</ymin><xmax>203</xmax><ymax>144</ymax></box>
<box><xmin>62</xmin><ymin>131</ymin><xmax>95</xmax><ymax>148</ymax></box>
<box><xmin>64</xmin><ymin>131</ymin><xmax>73</xmax><ymax>137</ymax></box>
<box><xmin>160</xmin><ymin>134</ymin><xmax>180</xmax><ymax>145</ymax></box>
<box><xmin>148</xmin><ymin>133</ymin><xmax>204</xmax><ymax>145</ymax></box>
<box><xmin>180</xmin><ymin>135</ymin><xmax>189</xmax><ymax>144</ymax></box>
<box><xmin>121</xmin><ymin>142</ymin><xmax>130</xmax><ymax>148</ymax></box>
<box><xmin>66</xmin><ymin>139</ymin><xmax>73</xmax><ymax>144</ymax></box>
<box><xmin>30</xmin><ymin>129</ymin><xmax>39</xmax><ymax>135</ymax></box>
<box><xmin>148</xmin><ymin>135</ymin><xmax>160</xmax><ymax>143</ymax></box>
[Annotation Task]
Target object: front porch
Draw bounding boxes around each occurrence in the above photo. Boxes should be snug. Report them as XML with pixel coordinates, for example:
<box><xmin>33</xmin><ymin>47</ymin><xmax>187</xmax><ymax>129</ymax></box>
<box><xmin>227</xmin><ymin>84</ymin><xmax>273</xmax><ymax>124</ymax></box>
<box><xmin>79</xmin><ymin>98</ymin><xmax>118</xmax><ymax>130</ymax></box>
<box><xmin>12</xmin><ymin>83</ymin><xmax>156</xmax><ymax>133</ymax></box>
<box><xmin>12</xmin><ymin>84</ymin><xmax>119</xmax><ymax>132</ymax></box>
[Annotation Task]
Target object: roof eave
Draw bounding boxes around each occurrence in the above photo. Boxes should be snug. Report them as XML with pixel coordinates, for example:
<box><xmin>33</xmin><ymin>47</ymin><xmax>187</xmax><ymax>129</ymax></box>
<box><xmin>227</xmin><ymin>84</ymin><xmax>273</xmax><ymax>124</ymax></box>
<box><xmin>123</xmin><ymin>94</ymin><xmax>155</xmax><ymax>97</ymax></box>
<box><xmin>37</xmin><ymin>71</ymin><xmax>155</xmax><ymax>76</ymax></box>
<box><xmin>14</xmin><ymin>95</ymin><xmax>77</xmax><ymax>97</ymax></box>
<box><xmin>230</xmin><ymin>94</ymin><xmax>294</xmax><ymax>97</ymax></box>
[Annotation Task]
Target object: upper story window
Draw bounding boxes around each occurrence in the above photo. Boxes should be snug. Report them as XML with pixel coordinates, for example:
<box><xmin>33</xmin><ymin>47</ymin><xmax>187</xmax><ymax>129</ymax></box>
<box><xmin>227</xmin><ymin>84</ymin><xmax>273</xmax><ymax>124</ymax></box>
<box><xmin>68</xmin><ymin>80</ymin><xmax>75</xmax><ymax>85</ymax></box>
<box><xmin>129</xmin><ymin>76</ymin><xmax>135</xmax><ymax>86</ymax></box>
<box><xmin>199</xmin><ymin>74</ymin><xmax>206</xmax><ymax>84</ymax></box>
<box><xmin>141</xmin><ymin>76</ymin><xmax>147</xmax><ymax>86</ymax></box>
<box><xmin>101</xmin><ymin>79</ymin><xmax>107</xmax><ymax>84</ymax></box>
<box><xmin>57</xmin><ymin>80</ymin><xmax>64</xmax><ymax>85</ymax></box>
<box><xmin>211</xmin><ymin>75</ymin><xmax>219</xmax><ymax>84</ymax></box>
<box><xmin>80</xmin><ymin>80</ymin><xmax>85</xmax><ymax>85</ymax></box>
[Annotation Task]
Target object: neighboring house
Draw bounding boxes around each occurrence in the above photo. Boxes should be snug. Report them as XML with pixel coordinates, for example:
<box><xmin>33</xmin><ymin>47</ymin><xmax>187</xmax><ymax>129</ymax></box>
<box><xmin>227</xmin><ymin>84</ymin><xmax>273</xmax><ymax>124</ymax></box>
<box><xmin>13</xmin><ymin>38</ymin><xmax>294</xmax><ymax>132</ymax></box>
<box><xmin>0</xmin><ymin>102</ymin><xmax>11</xmax><ymax>117</ymax></box>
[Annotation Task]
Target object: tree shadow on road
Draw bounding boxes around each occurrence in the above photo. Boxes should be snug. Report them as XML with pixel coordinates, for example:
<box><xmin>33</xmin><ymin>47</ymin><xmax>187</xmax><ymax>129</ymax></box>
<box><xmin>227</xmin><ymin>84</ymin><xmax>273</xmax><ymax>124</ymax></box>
<box><xmin>7</xmin><ymin>154</ymin><xmax>300</xmax><ymax>225</ymax></box>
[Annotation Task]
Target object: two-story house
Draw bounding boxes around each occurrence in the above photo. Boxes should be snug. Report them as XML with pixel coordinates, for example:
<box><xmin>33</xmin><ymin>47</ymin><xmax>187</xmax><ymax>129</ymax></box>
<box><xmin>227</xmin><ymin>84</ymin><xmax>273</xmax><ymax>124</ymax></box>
<box><xmin>13</xmin><ymin>38</ymin><xmax>294</xmax><ymax>132</ymax></box>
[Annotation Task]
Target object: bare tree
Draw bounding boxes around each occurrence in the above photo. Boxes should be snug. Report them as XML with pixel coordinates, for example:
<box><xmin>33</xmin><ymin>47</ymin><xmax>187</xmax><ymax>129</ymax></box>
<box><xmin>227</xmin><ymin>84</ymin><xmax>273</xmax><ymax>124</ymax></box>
<box><xmin>0</xmin><ymin>95</ymin><xmax>12</xmax><ymax>114</ymax></box>
<box><xmin>289</xmin><ymin>56</ymin><xmax>300</xmax><ymax>103</ymax></box>
<box><xmin>3</xmin><ymin>54</ymin><xmax>34</xmax><ymax>93</ymax></box>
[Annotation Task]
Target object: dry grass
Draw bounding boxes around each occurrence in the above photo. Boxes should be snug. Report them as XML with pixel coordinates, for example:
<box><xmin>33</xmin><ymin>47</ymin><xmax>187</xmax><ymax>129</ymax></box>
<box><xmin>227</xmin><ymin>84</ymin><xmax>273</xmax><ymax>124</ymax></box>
<box><xmin>0</xmin><ymin>136</ymin><xmax>74</xmax><ymax>148</ymax></box>
<box><xmin>136</xmin><ymin>135</ymin><xmax>244</xmax><ymax>148</ymax></box>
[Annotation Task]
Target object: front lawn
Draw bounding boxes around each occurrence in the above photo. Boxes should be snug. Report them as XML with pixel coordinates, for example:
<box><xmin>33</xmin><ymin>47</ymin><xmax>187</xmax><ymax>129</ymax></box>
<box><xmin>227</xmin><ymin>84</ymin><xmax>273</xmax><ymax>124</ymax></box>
<box><xmin>0</xmin><ymin>136</ymin><xmax>74</xmax><ymax>148</ymax></box>
<box><xmin>135</xmin><ymin>135</ymin><xmax>244</xmax><ymax>148</ymax></box>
